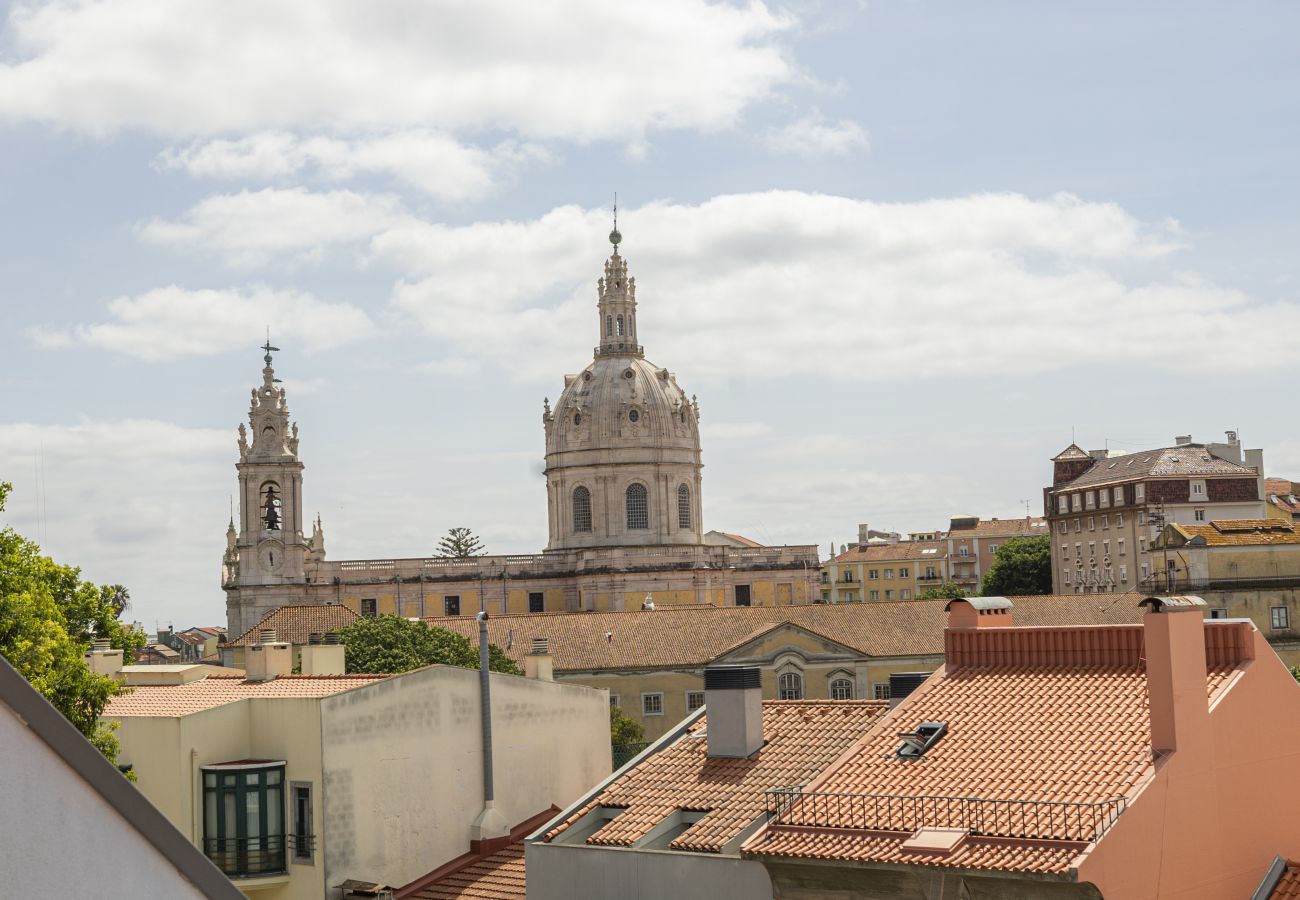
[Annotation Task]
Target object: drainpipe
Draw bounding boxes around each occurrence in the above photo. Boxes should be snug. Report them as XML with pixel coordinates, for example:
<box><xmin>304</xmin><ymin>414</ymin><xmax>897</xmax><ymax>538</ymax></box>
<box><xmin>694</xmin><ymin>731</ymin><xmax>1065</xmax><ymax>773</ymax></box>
<box><xmin>470</xmin><ymin>609</ymin><xmax>508</xmax><ymax>841</ymax></box>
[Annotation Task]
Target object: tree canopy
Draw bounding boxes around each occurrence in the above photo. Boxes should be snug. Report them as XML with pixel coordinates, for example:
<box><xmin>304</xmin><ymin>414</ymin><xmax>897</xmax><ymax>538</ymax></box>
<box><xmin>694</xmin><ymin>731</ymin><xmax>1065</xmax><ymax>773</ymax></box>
<box><xmin>980</xmin><ymin>534</ymin><xmax>1053</xmax><ymax>596</ymax></box>
<box><xmin>338</xmin><ymin>614</ymin><xmax>520</xmax><ymax>675</ymax></box>
<box><xmin>610</xmin><ymin>702</ymin><xmax>645</xmax><ymax>748</ymax></box>
<box><xmin>918</xmin><ymin>581</ymin><xmax>967</xmax><ymax>600</ymax></box>
<box><xmin>435</xmin><ymin>526</ymin><xmax>486</xmax><ymax>558</ymax></box>
<box><xmin>0</xmin><ymin>482</ymin><xmax>144</xmax><ymax>767</ymax></box>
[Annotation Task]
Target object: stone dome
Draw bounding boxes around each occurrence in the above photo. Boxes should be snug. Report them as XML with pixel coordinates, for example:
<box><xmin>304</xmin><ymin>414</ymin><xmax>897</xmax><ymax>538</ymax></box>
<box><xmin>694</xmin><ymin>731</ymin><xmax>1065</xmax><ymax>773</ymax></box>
<box><xmin>546</xmin><ymin>355</ymin><xmax>698</xmax><ymax>459</ymax></box>
<box><xmin>542</xmin><ymin>242</ymin><xmax>703</xmax><ymax>550</ymax></box>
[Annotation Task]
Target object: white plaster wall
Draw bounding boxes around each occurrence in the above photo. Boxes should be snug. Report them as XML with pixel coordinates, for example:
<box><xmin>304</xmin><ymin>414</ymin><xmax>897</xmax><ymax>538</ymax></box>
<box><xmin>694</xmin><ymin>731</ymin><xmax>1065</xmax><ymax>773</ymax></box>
<box><xmin>320</xmin><ymin>666</ymin><xmax>610</xmax><ymax>891</ymax></box>
<box><xmin>0</xmin><ymin>701</ymin><xmax>210</xmax><ymax>898</ymax></box>
<box><xmin>526</xmin><ymin>842</ymin><xmax>774</xmax><ymax>900</ymax></box>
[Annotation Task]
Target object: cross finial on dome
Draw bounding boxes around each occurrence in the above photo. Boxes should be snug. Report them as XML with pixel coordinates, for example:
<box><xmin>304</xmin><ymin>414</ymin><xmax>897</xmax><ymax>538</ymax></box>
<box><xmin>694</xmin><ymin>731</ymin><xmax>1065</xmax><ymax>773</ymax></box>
<box><xmin>609</xmin><ymin>193</ymin><xmax>621</xmax><ymax>254</ymax></box>
<box><xmin>262</xmin><ymin>329</ymin><xmax>280</xmax><ymax>368</ymax></box>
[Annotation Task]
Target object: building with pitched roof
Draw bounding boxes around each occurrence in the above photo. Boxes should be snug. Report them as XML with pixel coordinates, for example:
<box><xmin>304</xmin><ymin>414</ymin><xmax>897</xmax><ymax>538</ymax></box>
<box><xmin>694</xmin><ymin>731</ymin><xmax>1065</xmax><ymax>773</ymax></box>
<box><xmin>394</xmin><ymin>807</ymin><xmax>557</xmax><ymax>900</ymax></box>
<box><xmin>1266</xmin><ymin>478</ymin><xmax>1300</xmax><ymax>523</ymax></box>
<box><xmin>0</xmin><ymin>654</ymin><xmax>243</xmax><ymax>899</ymax></box>
<box><xmin>738</xmin><ymin>596</ymin><xmax>1300</xmax><ymax>898</ymax></box>
<box><xmin>1046</xmin><ymin>432</ymin><xmax>1267</xmax><ymax>595</ymax></box>
<box><xmin>525</xmin><ymin>687</ymin><xmax>890</xmax><ymax>900</ymax></box>
<box><xmin>428</xmin><ymin>595</ymin><xmax>1153</xmax><ymax>740</ymax></box>
<box><xmin>944</xmin><ymin>514</ymin><xmax>1048</xmax><ymax>594</ymax></box>
<box><xmin>219</xmin><ymin>602</ymin><xmax>359</xmax><ymax>668</ymax></box>
<box><xmin>823</xmin><ymin>540</ymin><xmax>949</xmax><ymax>603</ymax></box>
<box><xmin>99</xmin><ymin>634</ymin><xmax>611</xmax><ymax>900</ymax></box>
<box><xmin>220</xmin><ymin>232</ymin><xmax>817</xmax><ymax>639</ymax></box>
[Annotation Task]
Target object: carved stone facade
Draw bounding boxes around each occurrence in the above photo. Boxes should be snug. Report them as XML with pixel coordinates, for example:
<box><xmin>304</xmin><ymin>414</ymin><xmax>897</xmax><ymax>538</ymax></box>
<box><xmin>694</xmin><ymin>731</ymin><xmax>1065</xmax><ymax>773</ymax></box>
<box><xmin>223</xmin><ymin>235</ymin><xmax>818</xmax><ymax>638</ymax></box>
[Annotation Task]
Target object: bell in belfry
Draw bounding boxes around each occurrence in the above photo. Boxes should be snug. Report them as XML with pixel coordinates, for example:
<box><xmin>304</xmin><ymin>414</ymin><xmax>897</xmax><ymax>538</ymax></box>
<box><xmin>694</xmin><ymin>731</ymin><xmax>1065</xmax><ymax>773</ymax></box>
<box><xmin>263</xmin><ymin>486</ymin><xmax>281</xmax><ymax>530</ymax></box>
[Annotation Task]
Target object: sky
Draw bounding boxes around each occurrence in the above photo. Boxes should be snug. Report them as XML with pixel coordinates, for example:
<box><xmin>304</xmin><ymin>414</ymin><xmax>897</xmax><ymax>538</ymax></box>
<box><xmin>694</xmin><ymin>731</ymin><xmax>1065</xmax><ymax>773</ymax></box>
<box><xmin>2</xmin><ymin>1</ymin><xmax>1299</xmax><ymax>632</ymax></box>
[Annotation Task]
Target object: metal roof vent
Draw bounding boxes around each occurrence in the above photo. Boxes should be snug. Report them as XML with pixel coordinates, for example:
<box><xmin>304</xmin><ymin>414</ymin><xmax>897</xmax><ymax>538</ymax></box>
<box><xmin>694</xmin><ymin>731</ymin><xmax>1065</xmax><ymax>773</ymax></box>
<box><xmin>896</xmin><ymin>721</ymin><xmax>947</xmax><ymax>759</ymax></box>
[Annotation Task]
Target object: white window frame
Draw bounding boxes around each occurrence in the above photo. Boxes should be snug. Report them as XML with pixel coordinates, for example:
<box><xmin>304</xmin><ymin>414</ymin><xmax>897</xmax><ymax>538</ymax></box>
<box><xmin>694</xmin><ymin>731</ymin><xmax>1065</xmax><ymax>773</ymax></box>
<box><xmin>1194</xmin><ymin>508</ymin><xmax>1205</xmax><ymax>522</ymax></box>
<box><xmin>778</xmin><ymin>671</ymin><xmax>804</xmax><ymax>700</ymax></box>
<box><xmin>1058</xmin><ymin>496</ymin><xmax>1069</xmax><ymax>513</ymax></box>
<box><xmin>685</xmin><ymin>691</ymin><xmax>705</xmax><ymax>712</ymax></box>
<box><xmin>829</xmin><ymin>677</ymin><xmax>854</xmax><ymax>701</ymax></box>
<box><xmin>1135</xmin><ymin>484</ymin><xmax>1145</xmax><ymax>502</ymax></box>
<box><xmin>641</xmin><ymin>692</ymin><xmax>664</xmax><ymax>716</ymax></box>
<box><xmin>1114</xmin><ymin>486</ymin><xmax>1124</xmax><ymax>505</ymax></box>
<box><xmin>609</xmin><ymin>694</ymin><xmax>621</xmax><ymax>707</ymax></box>
<box><xmin>1271</xmin><ymin>607</ymin><xmax>1290</xmax><ymax>630</ymax></box>
<box><xmin>1086</xmin><ymin>491</ymin><xmax>1096</xmax><ymax>510</ymax></box>
<box><xmin>1119</xmin><ymin>564</ymin><xmax>1127</xmax><ymax>582</ymax></box>
<box><xmin>1116</xmin><ymin>512</ymin><xmax>1124</xmax><ymax>527</ymax></box>
<box><xmin>873</xmin><ymin>683</ymin><xmax>891</xmax><ymax>701</ymax></box>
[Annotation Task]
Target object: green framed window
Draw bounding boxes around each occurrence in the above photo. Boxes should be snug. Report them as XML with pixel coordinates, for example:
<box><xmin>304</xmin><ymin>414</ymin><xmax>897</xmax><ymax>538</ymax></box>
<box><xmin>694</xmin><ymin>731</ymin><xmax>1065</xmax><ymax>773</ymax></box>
<box><xmin>202</xmin><ymin>761</ymin><xmax>286</xmax><ymax>878</ymax></box>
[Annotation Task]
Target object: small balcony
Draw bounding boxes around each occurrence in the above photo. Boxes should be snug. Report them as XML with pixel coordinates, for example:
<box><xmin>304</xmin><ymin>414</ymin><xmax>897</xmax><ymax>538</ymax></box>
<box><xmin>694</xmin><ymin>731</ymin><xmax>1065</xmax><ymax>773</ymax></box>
<box><xmin>203</xmin><ymin>834</ymin><xmax>313</xmax><ymax>881</ymax></box>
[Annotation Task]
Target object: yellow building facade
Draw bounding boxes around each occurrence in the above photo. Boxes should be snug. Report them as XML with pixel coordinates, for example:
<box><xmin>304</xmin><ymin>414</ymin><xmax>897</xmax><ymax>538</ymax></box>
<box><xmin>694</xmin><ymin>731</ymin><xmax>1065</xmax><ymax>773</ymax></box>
<box><xmin>820</xmin><ymin>540</ymin><xmax>948</xmax><ymax>603</ymax></box>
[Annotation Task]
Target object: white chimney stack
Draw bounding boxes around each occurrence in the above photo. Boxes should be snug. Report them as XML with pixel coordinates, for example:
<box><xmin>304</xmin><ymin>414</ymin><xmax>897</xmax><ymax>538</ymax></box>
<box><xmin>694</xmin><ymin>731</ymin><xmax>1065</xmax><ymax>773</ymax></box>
<box><xmin>524</xmin><ymin>637</ymin><xmax>553</xmax><ymax>682</ymax></box>
<box><xmin>299</xmin><ymin>632</ymin><xmax>346</xmax><ymax>675</ymax></box>
<box><xmin>85</xmin><ymin>639</ymin><xmax>124</xmax><ymax>678</ymax></box>
<box><xmin>245</xmin><ymin>630</ymin><xmax>292</xmax><ymax>681</ymax></box>
<box><xmin>704</xmin><ymin>666</ymin><xmax>764</xmax><ymax>759</ymax></box>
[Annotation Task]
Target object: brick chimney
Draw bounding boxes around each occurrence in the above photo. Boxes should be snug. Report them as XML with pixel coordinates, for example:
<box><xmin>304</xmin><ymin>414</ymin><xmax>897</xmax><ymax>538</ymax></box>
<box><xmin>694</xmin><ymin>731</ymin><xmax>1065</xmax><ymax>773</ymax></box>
<box><xmin>1140</xmin><ymin>597</ymin><xmax>1211</xmax><ymax>757</ymax></box>
<box><xmin>704</xmin><ymin>666</ymin><xmax>763</xmax><ymax>759</ymax></box>
<box><xmin>84</xmin><ymin>639</ymin><xmax>124</xmax><ymax>678</ymax></box>
<box><xmin>524</xmin><ymin>637</ymin><xmax>553</xmax><ymax>682</ymax></box>
<box><xmin>245</xmin><ymin>629</ymin><xmax>292</xmax><ymax>681</ymax></box>
<box><xmin>945</xmin><ymin>597</ymin><xmax>1014</xmax><ymax>630</ymax></box>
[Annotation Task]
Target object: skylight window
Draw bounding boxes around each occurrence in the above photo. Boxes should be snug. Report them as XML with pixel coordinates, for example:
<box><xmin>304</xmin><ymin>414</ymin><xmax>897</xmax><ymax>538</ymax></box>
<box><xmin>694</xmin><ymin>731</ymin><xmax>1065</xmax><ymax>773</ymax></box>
<box><xmin>895</xmin><ymin>721</ymin><xmax>948</xmax><ymax>759</ymax></box>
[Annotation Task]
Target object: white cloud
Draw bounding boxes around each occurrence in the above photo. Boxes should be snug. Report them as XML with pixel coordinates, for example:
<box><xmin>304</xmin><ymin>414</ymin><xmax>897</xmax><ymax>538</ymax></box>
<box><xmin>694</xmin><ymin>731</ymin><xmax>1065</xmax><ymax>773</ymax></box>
<box><xmin>0</xmin><ymin>0</ymin><xmax>794</xmax><ymax>141</ymax></box>
<box><xmin>154</xmin><ymin>131</ymin><xmax>549</xmax><ymax>202</ymax></box>
<box><xmin>372</xmin><ymin>190</ymin><xmax>1267</xmax><ymax>383</ymax></box>
<box><xmin>763</xmin><ymin>112</ymin><xmax>869</xmax><ymax>157</ymax></box>
<box><xmin>33</xmin><ymin>284</ymin><xmax>376</xmax><ymax>361</ymax></box>
<box><xmin>0</xmin><ymin>420</ymin><xmax>232</xmax><ymax>627</ymax></box>
<box><xmin>137</xmin><ymin>188</ymin><xmax>408</xmax><ymax>267</ymax></box>
<box><xmin>703</xmin><ymin>422</ymin><xmax>774</xmax><ymax>441</ymax></box>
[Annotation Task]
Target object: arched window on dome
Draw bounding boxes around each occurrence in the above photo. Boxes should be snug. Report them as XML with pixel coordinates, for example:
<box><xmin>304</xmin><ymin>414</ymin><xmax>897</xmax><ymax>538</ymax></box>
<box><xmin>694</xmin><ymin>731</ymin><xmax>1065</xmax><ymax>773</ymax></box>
<box><xmin>572</xmin><ymin>486</ymin><xmax>593</xmax><ymax>533</ymax></box>
<box><xmin>677</xmin><ymin>483</ymin><xmax>692</xmax><ymax>529</ymax></box>
<box><xmin>616</xmin><ymin>315</ymin><xmax>624</xmax><ymax>337</ymax></box>
<box><xmin>625</xmin><ymin>483</ymin><xmax>648</xmax><ymax>530</ymax></box>
<box><xmin>605</xmin><ymin>315</ymin><xmax>612</xmax><ymax>337</ymax></box>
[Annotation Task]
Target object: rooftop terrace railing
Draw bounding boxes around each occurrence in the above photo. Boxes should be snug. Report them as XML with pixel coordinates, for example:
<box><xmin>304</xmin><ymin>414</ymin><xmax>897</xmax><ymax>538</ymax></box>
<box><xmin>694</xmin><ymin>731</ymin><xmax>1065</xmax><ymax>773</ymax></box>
<box><xmin>764</xmin><ymin>788</ymin><xmax>1127</xmax><ymax>844</ymax></box>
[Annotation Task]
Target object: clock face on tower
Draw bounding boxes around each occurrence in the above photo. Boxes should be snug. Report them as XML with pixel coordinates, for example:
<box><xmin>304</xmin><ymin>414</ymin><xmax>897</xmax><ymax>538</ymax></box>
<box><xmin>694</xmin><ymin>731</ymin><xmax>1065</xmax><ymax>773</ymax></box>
<box><xmin>258</xmin><ymin>541</ymin><xmax>284</xmax><ymax>573</ymax></box>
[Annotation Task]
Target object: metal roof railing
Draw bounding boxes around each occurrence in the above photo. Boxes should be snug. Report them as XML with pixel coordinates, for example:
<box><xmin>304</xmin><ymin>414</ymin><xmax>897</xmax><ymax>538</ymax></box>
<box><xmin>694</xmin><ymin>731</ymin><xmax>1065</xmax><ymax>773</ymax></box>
<box><xmin>764</xmin><ymin>788</ymin><xmax>1127</xmax><ymax>844</ymax></box>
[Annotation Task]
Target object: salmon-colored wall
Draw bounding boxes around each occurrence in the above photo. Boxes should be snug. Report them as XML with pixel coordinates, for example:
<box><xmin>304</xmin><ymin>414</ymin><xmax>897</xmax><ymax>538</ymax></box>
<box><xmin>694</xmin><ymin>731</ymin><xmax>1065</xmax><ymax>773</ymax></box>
<box><xmin>1078</xmin><ymin>621</ymin><xmax>1300</xmax><ymax>898</ymax></box>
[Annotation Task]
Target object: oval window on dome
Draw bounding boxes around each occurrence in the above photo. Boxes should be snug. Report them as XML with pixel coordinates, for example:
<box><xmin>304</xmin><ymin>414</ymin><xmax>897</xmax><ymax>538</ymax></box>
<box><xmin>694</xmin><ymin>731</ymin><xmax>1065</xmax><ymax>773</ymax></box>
<box><xmin>574</xmin><ymin>413</ymin><xmax>582</xmax><ymax>426</ymax></box>
<box><xmin>628</xmin><ymin>409</ymin><xmax>640</xmax><ymax>423</ymax></box>
<box><xmin>623</xmin><ymin>369</ymin><xmax>634</xmax><ymax>379</ymax></box>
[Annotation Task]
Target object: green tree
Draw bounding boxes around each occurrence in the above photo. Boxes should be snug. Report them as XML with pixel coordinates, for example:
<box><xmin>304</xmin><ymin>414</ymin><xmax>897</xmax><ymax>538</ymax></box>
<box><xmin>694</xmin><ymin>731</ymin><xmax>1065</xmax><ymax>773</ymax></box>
<box><xmin>980</xmin><ymin>534</ymin><xmax>1053</xmax><ymax>596</ymax></box>
<box><xmin>0</xmin><ymin>482</ymin><xmax>143</xmax><ymax>768</ymax></box>
<box><xmin>338</xmin><ymin>614</ymin><xmax>519</xmax><ymax>675</ymax></box>
<box><xmin>918</xmin><ymin>581</ymin><xmax>967</xmax><ymax>600</ymax></box>
<box><xmin>610</xmin><ymin>702</ymin><xmax>645</xmax><ymax>748</ymax></box>
<box><xmin>435</xmin><ymin>526</ymin><xmax>486</xmax><ymax>558</ymax></box>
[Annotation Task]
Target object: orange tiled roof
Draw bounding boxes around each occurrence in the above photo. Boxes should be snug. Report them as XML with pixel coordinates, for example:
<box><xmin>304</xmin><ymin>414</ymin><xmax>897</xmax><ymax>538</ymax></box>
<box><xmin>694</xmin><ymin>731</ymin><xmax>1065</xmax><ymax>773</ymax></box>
<box><xmin>222</xmin><ymin>603</ymin><xmax>359</xmax><ymax>647</ymax></box>
<box><xmin>427</xmin><ymin>595</ymin><xmax>1146</xmax><ymax>673</ymax></box>
<box><xmin>1175</xmin><ymin>520</ymin><xmax>1300</xmax><ymax>546</ymax></box>
<box><xmin>948</xmin><ymin>518</ymin><xmax>1047</xmax><ymax>538</ymax></box>
<box><xmin>834</xmin><ymin>540</ymin><xmax>946</xmax><ymax>563</ymax></box>
<box><xmin>405</xmin><ymin>843</ymin><xmax>525</xmax><ymax>900</ymax></box>
<box><xmin>546</xmin><ymin>701</ymin><xmax>889</xmax><ymax>853</ymax></box>
<box><xmin>104</xmin><ymin>674</ymin><xmax>387</xmax><ymax>717</ymax></box>
<box><xmin>1053</xmin><ymin>445</ymin><xmax>1257</xmax><ymax>491</ymax></box>
<box><xmin>741</xmin><ymin>622</ymin><xmax>1249</xmax><ymax>874</ymax></box>
<box><xmin>1270</xmin><ymin>861</ymin><xmax>1300</xmax><ymax>898</ymax></box>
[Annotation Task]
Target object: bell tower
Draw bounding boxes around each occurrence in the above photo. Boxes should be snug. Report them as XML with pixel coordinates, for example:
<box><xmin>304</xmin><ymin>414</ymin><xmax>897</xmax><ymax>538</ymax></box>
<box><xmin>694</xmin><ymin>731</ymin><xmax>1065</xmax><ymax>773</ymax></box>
<box><xmin>223</xmin><ymin>341</ymin><xmax>313</xmax><ymax>636</ymax></box>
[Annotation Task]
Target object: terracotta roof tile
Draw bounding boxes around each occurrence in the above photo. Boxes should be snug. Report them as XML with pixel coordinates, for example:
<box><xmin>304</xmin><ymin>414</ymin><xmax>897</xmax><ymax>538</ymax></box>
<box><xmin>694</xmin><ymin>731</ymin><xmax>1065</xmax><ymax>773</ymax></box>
<box><xmin>222</xmin><ymin>604</ymin><xmax>359</xmax><ymax>647</ymax></box>
<box><xmin>405</xmin><ymin>843</ymin><xmax>526</xmax><ymax>900</ymax></box>
<box><xmin>951</xmin><ymin>518</ymin><xmax>1047</xmax><ymax>538</ymax></box>
<box><xmin>546</xmin><ymin>701</ymin><xmax>889</xmax><ymax>853</ymax></box>
<box><xmin>835</xmin><ymin>541</ymin><xmax>947</xmax><ymax>563</ymax></box>
<box><xmin>427</xmin><ymin>595</ymin><xmax>1146</xmax><ymax>673</ymax></box>
<box><xmin>1175</xmin><ymin>520</ymin><xmax>1300</xmax><ymax>546</ymax></box>
<box><xmin>1054</xmin><ymin>445</ymin><xmax>1257</xmax><ymax>491</ymax></box>
<box><xmin>1271</xmin><ymin>861</ymin><xmax>1300</xmax><ymax>898</ymax></box>
<box><xmin>741</xmin><ymin>624</ymin><xmax>1247</xmax><ymax>874</ymax></box>
<box><xmin>103</xmin><ymin>674</ymin><xmax>387</xmax><ymax>717</ymax></box>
